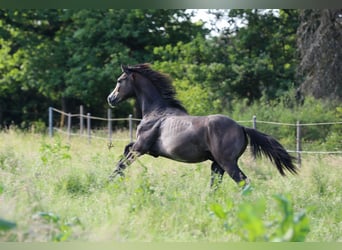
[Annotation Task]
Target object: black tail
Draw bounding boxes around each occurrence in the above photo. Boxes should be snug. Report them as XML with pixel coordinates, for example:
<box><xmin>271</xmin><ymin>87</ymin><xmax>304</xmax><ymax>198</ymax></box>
<box><xmin>243</xmin><ymin>127</ymin><xmax>298</xmax><ymax>176</ymax></box>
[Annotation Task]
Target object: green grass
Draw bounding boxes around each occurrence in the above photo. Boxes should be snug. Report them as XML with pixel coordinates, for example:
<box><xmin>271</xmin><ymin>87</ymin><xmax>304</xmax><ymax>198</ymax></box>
<box><xmin>0</xmin><ymin>130</ymin><xmax>341</xmax><ymax>242</ymax></box>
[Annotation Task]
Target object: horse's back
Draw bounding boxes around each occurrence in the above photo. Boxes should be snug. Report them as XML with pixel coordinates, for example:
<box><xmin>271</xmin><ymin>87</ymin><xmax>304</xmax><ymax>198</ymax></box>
<box><xmin>207</xmin><ymin>114</ymin><xmax>242</xmax><ymax>132</ymax></box>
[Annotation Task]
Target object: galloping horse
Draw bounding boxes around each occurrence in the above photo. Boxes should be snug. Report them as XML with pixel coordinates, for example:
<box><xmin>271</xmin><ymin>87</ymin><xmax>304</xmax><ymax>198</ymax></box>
<box><xmin>107</xmin><ymin>64</ymin><xmax>298</xmax><ymax>188</ymax></box>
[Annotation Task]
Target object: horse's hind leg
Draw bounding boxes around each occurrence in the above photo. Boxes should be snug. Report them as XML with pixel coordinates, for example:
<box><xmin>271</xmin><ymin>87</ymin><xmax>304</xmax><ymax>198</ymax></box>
<box><xmin>210</xmin><ymin>162</ymin><xmax>225</xmax><ymax>189</ymax></box>
<box><xmin>220</xmin><ymin>160</ymin><xmax>249</xmax><ymax>188</ymax></box>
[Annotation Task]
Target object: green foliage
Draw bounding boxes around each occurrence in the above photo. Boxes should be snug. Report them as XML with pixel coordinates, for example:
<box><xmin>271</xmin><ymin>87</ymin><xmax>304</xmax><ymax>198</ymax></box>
<box><xmin>226</xmin><ymin>10</ymin><xmax>299</xmax><ymax>101</ymax></box>
<box><xmin>0</xmin><ymin>147</ymin><xmax>21</xmax><ymax>173</ymax></box>
<box><xmin>210</xmin><ymin>194</ymin><xmax>310</xmax><ymax>242</ymax></box>
<box><xmin>153</xmin><ymin>37</ymin><xmax>234</xmax><ymax>114</ymax></box>
<box><xmin>153</xmin><ymin>9</ymin><xmax>300</xmax><ymax>114</ymax></box>
<box><xmin>237</xmin><ymin>198</ymin><xmax>266</xmax><ymax>241</ymax></box>
<box><xmin>175</xmin><ymin>79</ymin><xmax>216</xmax><ymax>116</ymax></box>
<box><xmin>56</xmin><ymin>171</ymin><xmax>102</xmax><ymax>197</ymax></box>
<box><xmin>1</xmin><ymin>9</ymin><xmax>340</xmax><ymax>140</ymax></box>
<box><xmin>324</xmin><ymin>106</ymin><xmax>342</xmax><ymax>151</ymax></box>
<box><xmin>33</xmin><ymin>212</ymin><xmax>81</xmax><ymax>242</ymax></box>
<box><xmin>230</xmin><ymin>93</ymin><xmax>342</xmax><ymax>150</ymax></box>
<box><xmin>0</xmin><ymin>9</ymin><xmax>205</xmax><ymax>124</ymax></box>
<box><xmin>271</xmin><ymin>195</ymin><xmax>310</xmax><ymax>242</ymax></box>
<box><xmin>39</xmin><ymin>137</ymin><xmax>71</xmax><ymax>166</ymax></box>
<box><xmin>0</xmin><ymin>218</ymin><xmax>16</xmax><ymax>231</ymax></box>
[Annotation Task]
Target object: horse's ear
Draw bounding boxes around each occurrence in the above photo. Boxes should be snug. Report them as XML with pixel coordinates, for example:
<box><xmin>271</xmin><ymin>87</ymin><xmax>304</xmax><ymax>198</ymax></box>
<box><xmin>121</xmin><ymin>64</ymin><xmax>129</xmax><ymax>74</ymax></box>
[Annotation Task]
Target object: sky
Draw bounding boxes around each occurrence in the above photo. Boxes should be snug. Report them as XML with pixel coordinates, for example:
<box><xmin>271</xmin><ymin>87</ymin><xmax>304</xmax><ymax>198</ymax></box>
<box><xmin>187</xmin><ymin>9</ymin><xmax>228</xmax><ymax>35</ymax></box>
<box><xmin>188</xmin><ymin>9</ymin><xmax>280</xmax><ymax>36</ymax></box>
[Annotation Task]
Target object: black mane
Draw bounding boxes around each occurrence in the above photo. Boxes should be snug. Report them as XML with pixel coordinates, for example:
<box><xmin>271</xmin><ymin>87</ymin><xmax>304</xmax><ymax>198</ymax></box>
<box><xmin>126</xmin><ymin>63</ymin><xmax>188</xmax><ymax>113</ymax></box>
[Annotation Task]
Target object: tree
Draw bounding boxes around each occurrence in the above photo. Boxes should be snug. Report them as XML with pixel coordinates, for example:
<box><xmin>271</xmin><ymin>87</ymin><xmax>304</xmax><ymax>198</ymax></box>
<box><xmin>297</xmin><ymin>9</ymin><xmax>342</xmax><ymax>102</ymax></box>
<box><xmin>153</xmin><ymin>9</ymin><xmax>300</xmax><ymax>114</ymax></box>
<box><xmin>153</xmin><ymin>34</ymin><xmax>233</xmax><ymax>115</ymax></box>
<box><xmin>0</xmin><ymin>10</ymin><xmax>56</xmax><ymax>127</ymax></box>
<box><xmin>0</xmin><ymin>9</ymin><xmax>206</xmax><ymax>126</ymax></box>
<box><xmin>225</xmin><ymin>9</ymin><xmax>300</xmax><ymax>102</ymax></box>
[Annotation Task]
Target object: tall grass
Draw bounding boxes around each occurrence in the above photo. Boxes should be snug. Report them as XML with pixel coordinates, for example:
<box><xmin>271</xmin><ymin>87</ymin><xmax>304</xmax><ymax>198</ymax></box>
<box><xmin>0</xmin><ymin>130</ymin><xmax>341</xmax><ymax>241</ymax></box>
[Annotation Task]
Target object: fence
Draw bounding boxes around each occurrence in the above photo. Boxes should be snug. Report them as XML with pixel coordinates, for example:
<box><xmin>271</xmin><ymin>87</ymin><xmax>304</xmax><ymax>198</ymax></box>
<box><xmin>48</xmin><ymin>106</ymin><xmax>342</xmax><ymax>167</ymax></box>
<box><xmin>48</xmin><ymin>106</ymin><xmax>141</xmax><ymax>144</ymax></box>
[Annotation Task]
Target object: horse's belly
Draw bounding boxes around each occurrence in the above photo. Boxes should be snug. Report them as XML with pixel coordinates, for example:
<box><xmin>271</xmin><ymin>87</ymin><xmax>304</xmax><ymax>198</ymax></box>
<box><xmin>147</xmin><ymin>116</ymin><xmax>211</xmax><ymax>163</ymax></box>
<box><xmin>152</xmin><ymin>132</ymin><xmax>210</xmax><ymax>163</ymax></box>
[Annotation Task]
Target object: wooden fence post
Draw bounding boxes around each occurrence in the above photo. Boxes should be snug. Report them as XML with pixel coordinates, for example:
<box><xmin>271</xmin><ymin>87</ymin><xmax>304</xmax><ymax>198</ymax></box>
<box><xmin>251</xmin><ymin>115</ymin><xmax>257</xmax><ymax>165</ymax></box>
<box><xmin>67</xmin><ymin>113</ymin><xmax>71</xmax><ymax>141</ymax></box>
<box><xmin>49</xmin><ymin>107</ymin><xmax>53</xmax><ymax>137</ymax></box>
<box><xmin>129</xmin><ymin>114</ymin><xmax>133</xmax><ymax>143</ymax></box>
<box><xmin>296</xmin><ymin>121</ymin><xmax>302</xmax><ymax>168</ymax></box>
<box><xmin>253</xmin><ymin>115</ymin><xmax>257</xmax><ymax>130</ymax></box>
<box><xmin>80</xmin><ymin>105</ymin><xmax>84</xmax><ymax>135</ymax></box>
<box><xmin>108</xmin><ymin>109</ymin><xmax>112</xmax><ymax>144</ymax></box>
<box><xmin>87</xmin><ymin>113</ymin><xmax>91</xmax><ymax>143</ymax></box>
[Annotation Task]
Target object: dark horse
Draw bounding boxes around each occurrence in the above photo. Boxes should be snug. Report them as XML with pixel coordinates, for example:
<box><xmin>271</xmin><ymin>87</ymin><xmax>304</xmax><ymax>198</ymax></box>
<box><xmin>107</xmin><ymin>64</ymin><xmax>298</xmax><ymax>188</ymax></box>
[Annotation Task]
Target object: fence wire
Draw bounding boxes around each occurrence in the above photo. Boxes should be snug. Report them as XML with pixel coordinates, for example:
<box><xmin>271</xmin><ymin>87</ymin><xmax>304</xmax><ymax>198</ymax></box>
<box><xmin>49</xmin><ymin>107</ymin><xmax>342</xmax><ymax>157</ymax></box>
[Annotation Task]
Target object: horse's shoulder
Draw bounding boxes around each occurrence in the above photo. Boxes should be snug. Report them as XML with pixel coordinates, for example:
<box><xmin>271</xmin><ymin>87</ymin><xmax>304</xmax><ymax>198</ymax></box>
<box><xmin>137</xmin><ymin>117</ymin><xmax>162</xmax><ymax>133</ymax></box>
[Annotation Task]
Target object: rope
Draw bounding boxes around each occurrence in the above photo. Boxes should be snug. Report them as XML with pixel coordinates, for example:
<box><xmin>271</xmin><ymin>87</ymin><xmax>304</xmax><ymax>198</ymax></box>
<box><xmin>287</xmin><ymin>149</ymin><xmax>342</xmax><ymax>154</ymax></box>
<box><xmin>50</xmin><ymin>107</ymin><xmax>342</xmax><ymax>155</ymax></box>
<box><xmin>254</xmin><ymin>120</ymin><xmax>342</xmax><ymax>127</ymax></box>
<box><xmin>52</xmin><ymin>107</ymin><xmax>342</xmax><ymax>126</ymax></box>
<box><xmin>53</xmin><ymin>128</ymin><xmax>130</xmax><ymax>142</ymax></box>
<box><xmin>51</xmin><ymin>108</ymin><xmax>142</xmax><ymax>122</ymax></box>
<box><xmin>256</xmin><ymin>120</ymin><xmax>296</xmax><ymax>126</ymax></box>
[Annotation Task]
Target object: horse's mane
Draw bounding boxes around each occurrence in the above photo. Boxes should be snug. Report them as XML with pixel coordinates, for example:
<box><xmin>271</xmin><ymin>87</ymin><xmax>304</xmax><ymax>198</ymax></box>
<box><xmin>126</xmin><ymin>63</ymin><xmax>188</xmax><ymax>113</ymax></box>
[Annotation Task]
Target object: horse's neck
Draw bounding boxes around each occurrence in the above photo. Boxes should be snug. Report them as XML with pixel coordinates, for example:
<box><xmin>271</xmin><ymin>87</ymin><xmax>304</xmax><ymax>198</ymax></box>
<box><xmin>135</xmin><ymin>77</ymin><xmax>187</xmax><ymax>117</ymax></box>
<box><xmin>136</xmin><ymin>82</ymin><xmax>166</xmax><ymax>116</ymax></box>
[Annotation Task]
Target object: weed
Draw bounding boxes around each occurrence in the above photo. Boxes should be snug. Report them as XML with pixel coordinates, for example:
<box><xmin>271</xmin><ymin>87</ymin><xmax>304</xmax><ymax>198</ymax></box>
<box><xmin>0</xmin><ymin>148</ymin><xmax>21</xmax><ymax>173</ymax></box>
<box><xmin>210</xmin><ymin>194</ymin><xmax>310</xmax><ymax>241</ymax></box>
<box><xmin>0</xmin><ymin>218</ymin><xmax>16</xmax><ymax>231</ymax></box>
<box><xmin>55</xmin><ymin>171</ymin><xmax>102</xmax><ymax>197</ymax></box>
<box><xmin>32</xmin><ymin>212</ymin><xmax>81</xmax><ymax>242</ymax></box>
<box><xmin>39</xmin><ymin>136</ymin><xmax>71</xmax><ymax>167</ymax></box>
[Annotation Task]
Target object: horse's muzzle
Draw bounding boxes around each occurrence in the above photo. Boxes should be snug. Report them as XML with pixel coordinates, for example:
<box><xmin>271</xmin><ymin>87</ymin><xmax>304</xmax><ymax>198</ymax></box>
<box><xmin>107</xmin><ymin>94</ymin><xmax>120</xmax><ymax>107</ymax></box>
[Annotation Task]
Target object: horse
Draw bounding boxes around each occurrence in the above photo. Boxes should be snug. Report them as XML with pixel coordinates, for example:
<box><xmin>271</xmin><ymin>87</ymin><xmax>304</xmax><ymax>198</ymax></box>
<box><xmin>107</xmin><ymin>63</ymin><xmax>298</xmax><ymax>189</ymax></box>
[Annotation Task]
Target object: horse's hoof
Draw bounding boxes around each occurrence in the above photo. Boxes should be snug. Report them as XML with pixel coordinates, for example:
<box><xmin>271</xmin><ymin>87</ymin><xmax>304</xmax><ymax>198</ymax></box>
<box><xmin>240</xmin><ymin>179</ymin><xmax>253</xmax><ymax>195</ymax></box>
<box><xmin>108</xmin><ymin>170</ymin><xmax>124</xmax><ymax>182</ymax></box>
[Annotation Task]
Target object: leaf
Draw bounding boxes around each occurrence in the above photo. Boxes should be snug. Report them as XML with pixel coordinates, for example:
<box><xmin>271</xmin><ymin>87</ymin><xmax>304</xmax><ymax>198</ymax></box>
<box><xmin>293</xmin><ymin>211</ymin><xmax>310</xmax><ymax>241</ymax></box>
<box><xmin>237</xmin><ymin>199</ymin><xmax>266</xmax><ymax>241</ymax></box>
<box><xmin>35</xmin><ymin>212</ymin><xmax>60</xmax><ymax>224</ymax></box>
<box><xmin>0</xmin><ymin>218</ymin><xmax>16</xmax><ymax>231</ymax></box>
<box><xmin>209</xmin><ymin>203</ymin><xmax>227</xmax><ymax>220</ymax></box>
<box><xmin>271</xmin><ymin>194</ymin><xmax>310</xmax><ymax>242</ymax></box>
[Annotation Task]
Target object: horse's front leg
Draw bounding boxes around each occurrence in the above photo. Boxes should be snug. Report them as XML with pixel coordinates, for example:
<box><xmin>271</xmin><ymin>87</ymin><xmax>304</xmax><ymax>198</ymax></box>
<box><xmin>109</xmin><ymin>122</ymin><xmax>160</xmax><ymax>181</ymax></box>
<box><xmin>109</xmin><ymin>142</ymin><xmax>140</xmax><ymax>181</ymax></box>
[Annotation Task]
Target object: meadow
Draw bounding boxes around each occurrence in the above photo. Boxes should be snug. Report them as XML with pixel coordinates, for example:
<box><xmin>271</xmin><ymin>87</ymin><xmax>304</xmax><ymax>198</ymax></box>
<box><xmin>0</xmin><ymin>130</ymin><xmax>341</xmax><ymax>242</ymax></box>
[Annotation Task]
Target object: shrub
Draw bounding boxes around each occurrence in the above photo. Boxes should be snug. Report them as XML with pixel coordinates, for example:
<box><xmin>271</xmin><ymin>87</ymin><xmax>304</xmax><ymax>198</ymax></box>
<box><xmin>210</xmin><ymin>194</ymin><xmax>310</xmax><ymax>241</ymax></box>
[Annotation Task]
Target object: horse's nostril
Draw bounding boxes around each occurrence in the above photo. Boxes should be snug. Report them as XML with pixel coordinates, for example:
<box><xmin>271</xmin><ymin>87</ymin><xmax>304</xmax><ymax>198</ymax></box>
<box><xmin>107</xmin><ymin>95</ymin><xmax>114</xmax><ymax>105</ymax></box>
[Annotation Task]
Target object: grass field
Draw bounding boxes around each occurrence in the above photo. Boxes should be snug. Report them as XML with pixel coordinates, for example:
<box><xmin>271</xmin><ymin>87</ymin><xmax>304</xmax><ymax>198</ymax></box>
<box><xmin>0</xmin><ymin>130</ymin><xmax>341</xmax><ymax>242</ymax></box>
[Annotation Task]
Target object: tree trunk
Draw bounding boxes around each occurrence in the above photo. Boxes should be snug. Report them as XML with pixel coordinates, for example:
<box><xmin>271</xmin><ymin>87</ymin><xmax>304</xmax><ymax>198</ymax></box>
<box><xmin>297</xmin><ymin>9</ymin><xmax>342</xmax><ymax>101</ymax></box>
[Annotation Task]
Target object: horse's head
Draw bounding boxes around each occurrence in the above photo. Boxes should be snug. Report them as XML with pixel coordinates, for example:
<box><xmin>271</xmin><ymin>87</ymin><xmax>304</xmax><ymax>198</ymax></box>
<box><xmin>107</xmin><ymin>65</ymin><xmax>136</xmax><ymax>107</ymax></box>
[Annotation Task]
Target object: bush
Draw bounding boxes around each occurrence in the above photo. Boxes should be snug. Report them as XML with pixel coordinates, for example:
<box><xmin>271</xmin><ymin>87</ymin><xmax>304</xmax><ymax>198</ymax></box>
<box><xmin>210</xmin><ymin>194</ymin><xmax>310</xmax><ymax>241</ymax></box>
<box><xmin>230</xmin><ymin>93</ymin><xmax>341</xmax><ymax>151</ymax></box>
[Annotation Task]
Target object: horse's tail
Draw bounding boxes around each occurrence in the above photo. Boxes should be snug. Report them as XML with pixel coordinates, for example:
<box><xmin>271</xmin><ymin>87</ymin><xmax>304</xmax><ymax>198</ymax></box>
<box><xmin>243</xmin><ymin>127</ymin><xmax>298</xmax><ymax>176</ymax></box>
